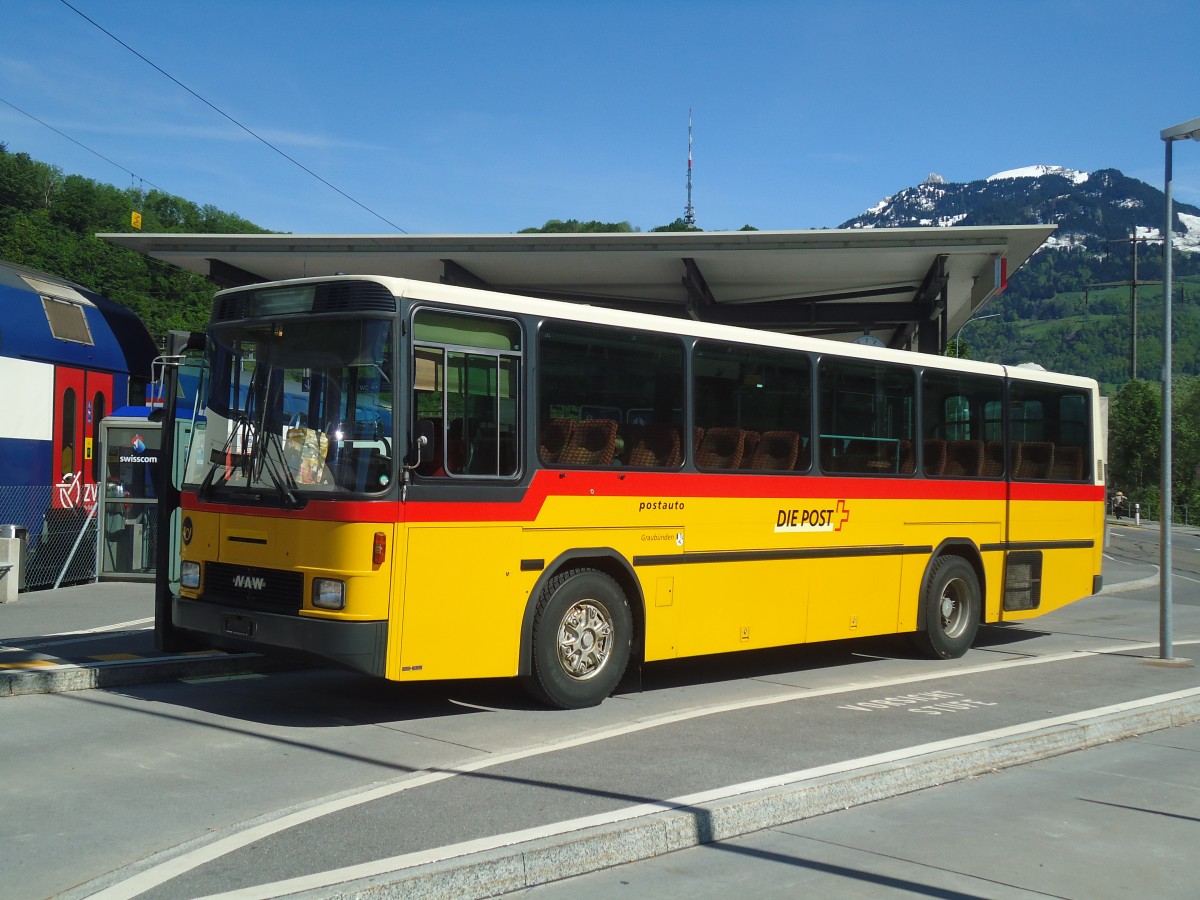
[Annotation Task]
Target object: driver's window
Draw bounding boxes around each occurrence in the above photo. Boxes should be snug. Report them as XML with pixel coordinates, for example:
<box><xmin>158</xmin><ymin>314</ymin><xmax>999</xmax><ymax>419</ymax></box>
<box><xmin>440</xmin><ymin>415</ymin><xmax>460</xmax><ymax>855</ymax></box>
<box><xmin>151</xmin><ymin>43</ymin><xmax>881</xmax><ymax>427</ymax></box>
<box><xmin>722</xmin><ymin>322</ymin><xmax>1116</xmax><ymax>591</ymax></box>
<box><xmin>412</xmin><ymin>309</ymin><xmax>521</xmax><ymax>478</ymax></box>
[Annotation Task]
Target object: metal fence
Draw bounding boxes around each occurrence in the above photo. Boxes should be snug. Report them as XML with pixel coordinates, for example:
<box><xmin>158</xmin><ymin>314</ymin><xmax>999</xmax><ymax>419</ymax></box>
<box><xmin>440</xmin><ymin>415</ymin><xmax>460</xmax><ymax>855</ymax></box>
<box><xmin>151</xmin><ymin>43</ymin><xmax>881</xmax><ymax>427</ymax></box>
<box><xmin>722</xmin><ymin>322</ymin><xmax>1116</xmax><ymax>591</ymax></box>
<box><xmin>0</xmin><ymin>485</ymin><xmax>98</xmax><ymax>590</ymax></box>
<box><xmin>1109</xmin><ymin>493</ymin><xmax>1196</xmax><ymax>526</ymax></box>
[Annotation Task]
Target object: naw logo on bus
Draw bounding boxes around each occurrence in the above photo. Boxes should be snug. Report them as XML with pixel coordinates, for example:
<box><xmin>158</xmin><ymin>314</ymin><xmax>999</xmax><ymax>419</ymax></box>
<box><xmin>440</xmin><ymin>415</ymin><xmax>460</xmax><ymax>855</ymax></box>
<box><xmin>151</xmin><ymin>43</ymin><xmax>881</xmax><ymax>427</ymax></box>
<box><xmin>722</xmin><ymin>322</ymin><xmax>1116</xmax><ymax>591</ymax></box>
<box><xmin>774</xmin><ymin>500</ymin><xmax>850</xmax><ymax>533</ymax></box>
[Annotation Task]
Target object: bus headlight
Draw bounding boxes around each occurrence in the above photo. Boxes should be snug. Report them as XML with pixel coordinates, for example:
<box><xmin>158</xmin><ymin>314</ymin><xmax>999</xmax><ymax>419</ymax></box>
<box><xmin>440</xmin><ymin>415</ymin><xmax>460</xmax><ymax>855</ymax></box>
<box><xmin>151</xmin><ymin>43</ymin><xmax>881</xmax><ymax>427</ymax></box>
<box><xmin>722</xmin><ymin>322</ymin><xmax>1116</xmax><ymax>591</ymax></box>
<box><xmin>180</xmin><ymin>561</ymin><xmax>201</xmax><ymax>589</ymax></box>
<box><xmin>312</xmin><ymin>578</ymin><xmax>346</xmax><ymax>610</ymax></box>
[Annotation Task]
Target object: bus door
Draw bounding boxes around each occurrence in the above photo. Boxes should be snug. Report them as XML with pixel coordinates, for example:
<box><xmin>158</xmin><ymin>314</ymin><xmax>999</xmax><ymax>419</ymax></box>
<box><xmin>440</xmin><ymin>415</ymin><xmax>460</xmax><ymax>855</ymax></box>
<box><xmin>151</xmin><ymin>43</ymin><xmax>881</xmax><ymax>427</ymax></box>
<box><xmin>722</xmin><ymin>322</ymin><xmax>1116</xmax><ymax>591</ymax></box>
<box><xmin>1002</xmin><ymin>383</ymin><xmax>1097</xmax><ymax>617</ymax></box>
<box><xmin>52</xmin><ymin>366</ymin><xmax>113</xmax><ymax>510</ymax></box>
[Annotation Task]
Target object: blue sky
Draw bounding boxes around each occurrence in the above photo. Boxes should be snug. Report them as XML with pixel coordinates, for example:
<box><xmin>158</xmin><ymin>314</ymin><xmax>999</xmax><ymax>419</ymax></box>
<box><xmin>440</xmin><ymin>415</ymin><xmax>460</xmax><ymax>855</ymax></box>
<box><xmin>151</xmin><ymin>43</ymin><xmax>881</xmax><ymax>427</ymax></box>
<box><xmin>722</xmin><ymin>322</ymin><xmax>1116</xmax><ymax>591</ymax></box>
<box><xmin>2</xmin><ymin>0</ymin><xmax>1198</xmax><ymax>235</ymax></box>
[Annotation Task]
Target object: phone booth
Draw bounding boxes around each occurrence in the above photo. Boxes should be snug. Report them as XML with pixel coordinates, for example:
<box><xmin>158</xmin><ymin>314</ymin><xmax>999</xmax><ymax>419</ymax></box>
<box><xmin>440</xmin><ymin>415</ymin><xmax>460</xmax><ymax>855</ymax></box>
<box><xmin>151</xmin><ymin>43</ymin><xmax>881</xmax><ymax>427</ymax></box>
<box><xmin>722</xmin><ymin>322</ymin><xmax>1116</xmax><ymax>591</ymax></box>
<box><xmin>96</xmin><ymin>408</ymin><xmax>162</xmax><ymax>581</ymax></box>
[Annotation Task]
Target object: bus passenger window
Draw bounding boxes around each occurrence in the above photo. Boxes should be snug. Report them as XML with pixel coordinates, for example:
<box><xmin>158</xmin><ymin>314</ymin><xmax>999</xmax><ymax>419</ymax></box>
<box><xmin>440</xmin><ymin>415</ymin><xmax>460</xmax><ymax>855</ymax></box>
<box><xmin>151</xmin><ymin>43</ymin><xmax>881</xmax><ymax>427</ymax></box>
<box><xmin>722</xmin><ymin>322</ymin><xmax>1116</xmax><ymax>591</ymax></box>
<box><xmin>693</xmin><ymin>343</ymin><xmax>811</xmax><ymax>472</ymax></box>
<box><xmin>1009</xmin><ymin>383</ymin><xmax>1091</xmax><ymax>482</ymax></box>
<box><xmin>539</xmin><ymin>324</ymin><xmax>684</xmax><ymax>469</ymax></box>
<box><xmin>818</xmin><ymin>359</ymin><xmax>913</xmax><ymax>475</ymax></box>
<box><xmin>921</xmin><ymin>371</ymin><xmax>1003</xmax><ymax>479</ymax></box>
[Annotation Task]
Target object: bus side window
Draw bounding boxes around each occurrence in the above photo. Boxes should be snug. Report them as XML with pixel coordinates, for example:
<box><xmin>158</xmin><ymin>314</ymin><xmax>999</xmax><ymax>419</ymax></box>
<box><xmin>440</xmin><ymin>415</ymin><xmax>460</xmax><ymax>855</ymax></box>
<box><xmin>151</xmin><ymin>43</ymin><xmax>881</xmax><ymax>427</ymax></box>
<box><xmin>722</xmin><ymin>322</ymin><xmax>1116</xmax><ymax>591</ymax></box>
<box><xmin>1008</xmin><ymin>384</ymin><xmax>1091</xmax><ymax>482</ymax></box>
<box><xmin>539</xmin><ymin>324</ymin><xmax>685</xmax><ymax>470</ymax></box>
<box><xmin>921</xmin><ymin>371</ymin><xmax>1003</xmax><ymax>479</ymax></box>
<box><xmin>412</xmin><ymin>311</ymin><xmax>522</xmax><ymax>479</ymax></box>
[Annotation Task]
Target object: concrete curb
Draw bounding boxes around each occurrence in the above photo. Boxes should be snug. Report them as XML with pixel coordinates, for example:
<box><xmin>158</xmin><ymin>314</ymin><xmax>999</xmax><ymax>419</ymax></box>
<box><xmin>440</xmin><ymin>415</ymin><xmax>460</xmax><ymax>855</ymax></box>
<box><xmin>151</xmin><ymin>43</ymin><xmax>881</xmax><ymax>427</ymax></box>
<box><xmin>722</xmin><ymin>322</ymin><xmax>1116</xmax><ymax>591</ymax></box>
<box><xmin>311</xmin><ymin>692</ymin><xmax>1200</xmax><ymax>900</ymax></box>
<box><xmin>0</xmin><ymin>652</ymin><xmax>280</xmax><ymax>698</ymax></box>
<box><xmin>1099</xmin><ymin>570</ymin><xmax>1160</xmax><ymax>595</ymax></box>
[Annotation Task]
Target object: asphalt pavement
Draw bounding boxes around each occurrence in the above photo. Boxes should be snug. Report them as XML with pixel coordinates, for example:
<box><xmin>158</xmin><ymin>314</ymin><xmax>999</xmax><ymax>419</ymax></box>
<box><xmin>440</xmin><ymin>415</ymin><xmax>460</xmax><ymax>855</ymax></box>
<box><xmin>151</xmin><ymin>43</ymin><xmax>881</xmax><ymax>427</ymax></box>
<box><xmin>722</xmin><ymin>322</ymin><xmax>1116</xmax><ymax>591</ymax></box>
<box><xmin>0</xmin><ymin>579</ymin><xmax>280</xmax><ymax>697</ymax></box>
<box><xmin>2</xmin><ymin>520</ymin><xmax>1199</xmax><ymax>899</ymax></box>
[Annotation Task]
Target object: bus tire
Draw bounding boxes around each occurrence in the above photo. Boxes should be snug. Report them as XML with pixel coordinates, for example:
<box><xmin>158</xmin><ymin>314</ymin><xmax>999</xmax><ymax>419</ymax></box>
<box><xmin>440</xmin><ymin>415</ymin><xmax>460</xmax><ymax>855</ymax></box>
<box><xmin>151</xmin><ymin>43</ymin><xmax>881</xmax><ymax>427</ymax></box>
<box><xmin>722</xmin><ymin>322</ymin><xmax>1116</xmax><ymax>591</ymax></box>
<box><xmin>913</xmin><ymin>555</ymin><xmax>980</xmax><ymax>660</ymax></box>
<box><xmin>524</xmin><ymin>568</ymin><xmax>632</xmax><ymax>709</ymax></box>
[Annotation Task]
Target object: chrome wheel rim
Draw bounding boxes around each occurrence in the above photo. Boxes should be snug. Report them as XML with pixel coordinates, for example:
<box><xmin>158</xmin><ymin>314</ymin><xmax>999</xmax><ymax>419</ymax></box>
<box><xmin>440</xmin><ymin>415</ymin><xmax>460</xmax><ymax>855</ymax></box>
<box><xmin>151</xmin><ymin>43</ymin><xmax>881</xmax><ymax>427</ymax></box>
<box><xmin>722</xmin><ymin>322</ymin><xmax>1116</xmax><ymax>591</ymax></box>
<box><xmin>557</xmin><ymin>599</ymin><xmax>614</xmax><ymax>681</ymax></box>
<box><xmin>939</xmin><ymin>577</ymin><xmax>970</xmax><ymax>639</ymax></box>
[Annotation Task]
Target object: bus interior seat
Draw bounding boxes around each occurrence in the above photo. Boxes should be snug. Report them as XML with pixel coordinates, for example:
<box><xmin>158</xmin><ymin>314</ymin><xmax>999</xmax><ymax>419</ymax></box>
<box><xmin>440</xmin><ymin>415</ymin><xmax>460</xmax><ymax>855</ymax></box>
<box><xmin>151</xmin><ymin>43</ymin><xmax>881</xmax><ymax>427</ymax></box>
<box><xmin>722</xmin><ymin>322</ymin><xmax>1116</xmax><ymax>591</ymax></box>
<box><xmin>1050</xmin><ymin>444</ymin><xmax>1084</xmax><ymax>481</ymax></box>
<box><xmin>923</xmin><ymin>439</ymin><xmax>947</xmax><ymax>476</ymax></box>
<box><xmin>840</xmin><ymin>439</ymin><xmax>890</xmax><ymax>474</ymax></box>
<box><xmin>558</xmin><ymin>419</ymin><xmax>618</xmax><ymax>466</ymax></box>
<box><xmin>898</xmin><ymin>440</ymin><xmax>916</xmax><ymax>475</ymax></box>
<box><xmin>622</xmin><ymin>423</ymin><xmax>682</xmax><ymax>467</ymax></box>
<box><xmin>695</xmin><ymin>427</ymin><xmax>745</xmax><ymax>469</ymax></box>
<box><xmin>539</xmin><ymin>418</ymin><xmax>575</xmax><ymax>464</ymax></box>
<box><xmin>944</xmin><ymin>440</ymin><xmax>984</xmax><ymax>477</ymax></box>
<box><xmin>1015</xmin><ymin>441</ymin><xmax>1054</xmax><ymax>479</ymax></box>
<box><xmin>745</xmin><ymin>431</ymin><xmax>800</xmax><ymax>471</ymax></box>
<box><xmin>982</xmin><ymin>441</ymin><xmax>1005</xmax><ymax>478</ymax></box>
<box><xmin>616</xmin><ymin>423</ymin><xmax>638</xmax><ymax>464</ymax></box>
<box><xmin>739</xmin><ymin>432</ymin><xmax>761</xmax><ymax>468</ymax></box>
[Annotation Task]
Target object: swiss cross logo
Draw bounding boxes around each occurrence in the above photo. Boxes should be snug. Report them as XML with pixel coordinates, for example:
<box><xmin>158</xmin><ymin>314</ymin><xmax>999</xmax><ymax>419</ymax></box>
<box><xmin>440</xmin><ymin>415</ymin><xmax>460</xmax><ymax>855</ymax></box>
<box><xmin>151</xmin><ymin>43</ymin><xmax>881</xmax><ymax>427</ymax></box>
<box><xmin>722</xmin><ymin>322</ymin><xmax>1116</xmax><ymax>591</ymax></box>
<box><xmin>774</xmin><ymin>500</ymin><xmax>851</xmax><ymax>533</ymax></box>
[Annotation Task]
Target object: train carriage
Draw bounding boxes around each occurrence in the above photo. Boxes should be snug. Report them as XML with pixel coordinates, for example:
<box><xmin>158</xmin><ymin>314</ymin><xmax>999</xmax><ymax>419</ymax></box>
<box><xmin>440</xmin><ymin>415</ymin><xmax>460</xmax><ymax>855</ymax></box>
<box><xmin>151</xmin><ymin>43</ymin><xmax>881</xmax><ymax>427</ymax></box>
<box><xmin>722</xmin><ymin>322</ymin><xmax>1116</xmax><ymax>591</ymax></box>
<box><xmin>0</xmin><ymin>259</ymin><xmax>157</xmax><ymax>588</ymax></box>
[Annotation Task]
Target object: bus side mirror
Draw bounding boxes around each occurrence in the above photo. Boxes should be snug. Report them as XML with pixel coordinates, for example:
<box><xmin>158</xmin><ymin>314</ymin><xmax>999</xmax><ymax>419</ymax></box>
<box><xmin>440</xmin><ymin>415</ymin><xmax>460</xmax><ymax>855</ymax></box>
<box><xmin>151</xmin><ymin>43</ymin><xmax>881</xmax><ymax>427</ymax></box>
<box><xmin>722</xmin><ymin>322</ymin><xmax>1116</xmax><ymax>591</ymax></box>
<box><xmin>414</xmin><ymin>419</ymin><xmax>436</xmax><ymax>465</ymax></box>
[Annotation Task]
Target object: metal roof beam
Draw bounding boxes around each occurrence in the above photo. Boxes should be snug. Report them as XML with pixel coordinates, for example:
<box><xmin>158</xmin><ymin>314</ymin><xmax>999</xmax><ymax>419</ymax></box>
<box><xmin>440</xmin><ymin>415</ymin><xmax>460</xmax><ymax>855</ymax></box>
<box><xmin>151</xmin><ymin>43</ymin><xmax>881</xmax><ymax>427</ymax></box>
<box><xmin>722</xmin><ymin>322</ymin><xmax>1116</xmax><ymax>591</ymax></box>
<box><xmin>772</xmin><ymin>284</ymin><xmax>916</xmax><ymax>305</ymax></box>
<box><xmin>440</xmin><ymin>259</ymin><xmax>491</xmax><ymax>289</ymax></box>
<box><xmin>707</xmin><ymin>301</ymin><xmax>930</xmax><ymax>329</ymax></box>
<box><xmin>207</xmin><ymin>258</ymin><xmax>265</xmax><ymax>288</ymax></box>
<box><xmin>681</xmin><ymin>258</ymin><xmax>717</xmax><ymax>321</ymax></box>
<box><xmin>912</xmin><ymin>255</ymin><xmax>949</xmax><ymax>354</ymax></box>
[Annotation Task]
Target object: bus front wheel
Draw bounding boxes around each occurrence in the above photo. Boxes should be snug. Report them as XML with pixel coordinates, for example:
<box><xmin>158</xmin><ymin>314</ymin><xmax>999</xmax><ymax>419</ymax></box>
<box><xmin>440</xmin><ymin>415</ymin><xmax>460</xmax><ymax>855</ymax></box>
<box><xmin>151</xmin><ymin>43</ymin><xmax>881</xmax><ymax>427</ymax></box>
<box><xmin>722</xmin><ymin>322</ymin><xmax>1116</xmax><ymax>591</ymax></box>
<box><xmin>525</xmin><ymin>568</ymin><xmax>632</xmax><ymax>709</ymax></box>
<box><xmin>913</xmin><ymin>555</ymin><xmax>980</xmax><ymax>660</ymax></box>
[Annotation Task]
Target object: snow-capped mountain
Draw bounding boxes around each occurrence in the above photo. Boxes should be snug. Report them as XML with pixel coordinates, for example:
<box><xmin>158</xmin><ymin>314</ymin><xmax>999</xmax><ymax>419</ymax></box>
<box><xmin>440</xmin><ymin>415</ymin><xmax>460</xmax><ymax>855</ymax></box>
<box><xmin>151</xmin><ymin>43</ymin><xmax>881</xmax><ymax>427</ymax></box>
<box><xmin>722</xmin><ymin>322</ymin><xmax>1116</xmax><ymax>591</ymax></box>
<box><xmin>842</xmin><ymin>167</ymin><xmax>1200</xmax><ymax>254</ymax></box>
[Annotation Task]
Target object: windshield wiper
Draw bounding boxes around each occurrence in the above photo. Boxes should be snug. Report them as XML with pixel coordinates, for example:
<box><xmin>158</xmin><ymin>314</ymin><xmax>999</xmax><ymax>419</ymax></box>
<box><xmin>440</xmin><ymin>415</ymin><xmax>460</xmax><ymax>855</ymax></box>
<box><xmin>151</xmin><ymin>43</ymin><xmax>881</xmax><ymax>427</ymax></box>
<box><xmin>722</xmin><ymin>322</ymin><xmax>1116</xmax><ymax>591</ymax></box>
<box><xmin>197</xmin><ymin>414</ymin><xmax>251</xmax><ymax>500</ymax></box>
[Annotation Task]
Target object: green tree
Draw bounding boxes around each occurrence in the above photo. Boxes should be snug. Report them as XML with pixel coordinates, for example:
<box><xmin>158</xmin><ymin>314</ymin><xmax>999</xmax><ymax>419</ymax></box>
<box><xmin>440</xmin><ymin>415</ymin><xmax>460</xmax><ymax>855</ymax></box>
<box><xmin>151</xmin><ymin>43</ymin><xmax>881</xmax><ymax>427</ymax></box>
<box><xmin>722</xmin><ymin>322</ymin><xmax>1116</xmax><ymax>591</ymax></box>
<box><xmin>0</xmin><ymin>143</ymin><xmax>270</xmax><ymax>343</ymax></box>
<box><xmin>519</xmin><ymin>219</ymin><xmax>635</xmax><ymax>234</ymax></box>
<box><xmin>1109</xmin><ymin>379</ymin><xmax>1160</xmax><ymax>495</ymax></box>
<box><xmin>650</xmin><ymin>217</ymin><xmax>702</xmax><ymax>232</ymax></box>
<box><xmin>1173</xmin><ymin>375</ymin><xmax>1200</xmax><ymax>517</ymax></box>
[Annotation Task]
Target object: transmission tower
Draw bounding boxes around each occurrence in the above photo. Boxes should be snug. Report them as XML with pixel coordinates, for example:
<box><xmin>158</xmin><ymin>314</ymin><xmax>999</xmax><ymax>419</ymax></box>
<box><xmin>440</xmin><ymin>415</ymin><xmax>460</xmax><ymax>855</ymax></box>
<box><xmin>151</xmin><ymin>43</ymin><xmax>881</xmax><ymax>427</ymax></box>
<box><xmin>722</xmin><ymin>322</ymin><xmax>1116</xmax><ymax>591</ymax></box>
<box><xmin>1085</xmin><ymin>230</ymin><xmax>1160</xmax><ymax>380</ymax></box>
<box><xmin>684</xmin><ymin>108</ymin><xmax>696</xmax><ymax>227</ymax></box>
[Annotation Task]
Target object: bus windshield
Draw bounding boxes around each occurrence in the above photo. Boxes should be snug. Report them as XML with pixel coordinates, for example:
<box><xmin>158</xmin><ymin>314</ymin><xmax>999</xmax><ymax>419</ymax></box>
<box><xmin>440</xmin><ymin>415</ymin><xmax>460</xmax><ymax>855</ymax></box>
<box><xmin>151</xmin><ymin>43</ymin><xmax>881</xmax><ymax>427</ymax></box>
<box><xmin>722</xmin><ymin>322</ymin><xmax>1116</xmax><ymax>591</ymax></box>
<box><xmin>184</xmin><ymin>317</ymin><xmax>395</xmax><ymax>503</ymax></box>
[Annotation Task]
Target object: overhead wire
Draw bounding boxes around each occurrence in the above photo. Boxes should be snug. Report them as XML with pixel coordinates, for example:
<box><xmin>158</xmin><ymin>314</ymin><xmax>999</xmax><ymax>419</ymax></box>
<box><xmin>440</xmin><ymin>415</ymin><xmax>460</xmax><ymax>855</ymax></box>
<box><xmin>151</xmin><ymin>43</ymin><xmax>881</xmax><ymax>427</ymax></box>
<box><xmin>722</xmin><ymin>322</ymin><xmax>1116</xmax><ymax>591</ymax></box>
<box><xmin>0</xmin><ymin>93</ymin><xmax>165</xmax><ymax>193</ymax></box>
<box><xmin>57</xmin><ymin>0</ymin><xmax>408</xmax><ymax>233</ymax></box>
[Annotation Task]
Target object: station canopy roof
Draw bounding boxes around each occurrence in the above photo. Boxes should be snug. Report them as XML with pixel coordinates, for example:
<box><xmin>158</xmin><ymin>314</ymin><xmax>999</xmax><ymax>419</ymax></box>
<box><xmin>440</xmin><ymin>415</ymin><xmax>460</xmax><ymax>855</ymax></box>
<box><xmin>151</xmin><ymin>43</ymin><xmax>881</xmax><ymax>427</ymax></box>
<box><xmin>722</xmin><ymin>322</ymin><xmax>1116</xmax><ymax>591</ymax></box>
<box><xmin>101</xmin><ymin>225</ymin><xmax>1053</xmax><ymax>352</ymax></box>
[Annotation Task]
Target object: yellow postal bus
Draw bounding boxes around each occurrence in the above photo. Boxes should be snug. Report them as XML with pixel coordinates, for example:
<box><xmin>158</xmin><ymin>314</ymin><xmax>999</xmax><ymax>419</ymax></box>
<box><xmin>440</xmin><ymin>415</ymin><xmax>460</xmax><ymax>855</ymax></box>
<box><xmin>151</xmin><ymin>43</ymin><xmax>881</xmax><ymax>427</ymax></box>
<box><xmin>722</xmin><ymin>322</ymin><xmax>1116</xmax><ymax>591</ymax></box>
<box><xmin>173</xmin><ymin>276</ymin><xmax>1105</xmax><ymax>708</ymax></box>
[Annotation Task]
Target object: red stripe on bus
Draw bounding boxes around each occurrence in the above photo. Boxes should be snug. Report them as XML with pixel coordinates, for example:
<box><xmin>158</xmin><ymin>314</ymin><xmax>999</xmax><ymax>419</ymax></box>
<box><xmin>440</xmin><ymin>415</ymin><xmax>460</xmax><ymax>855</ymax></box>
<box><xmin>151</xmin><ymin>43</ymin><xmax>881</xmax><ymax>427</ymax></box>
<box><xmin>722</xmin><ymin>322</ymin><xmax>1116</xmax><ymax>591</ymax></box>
<box><xmin>182</xmin><ymin>471</ymin><xmax>1103</xmax><ymax>524</ymax></box>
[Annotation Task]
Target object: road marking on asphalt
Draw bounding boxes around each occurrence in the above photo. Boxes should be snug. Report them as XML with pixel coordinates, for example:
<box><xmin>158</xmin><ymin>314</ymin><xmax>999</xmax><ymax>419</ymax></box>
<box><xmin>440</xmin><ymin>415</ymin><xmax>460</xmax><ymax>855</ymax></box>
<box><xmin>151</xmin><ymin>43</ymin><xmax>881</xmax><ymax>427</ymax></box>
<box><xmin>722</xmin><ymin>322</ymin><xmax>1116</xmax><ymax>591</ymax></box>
<box><xmin>179</xmin><ymin>673</ymin><xmax>267</xmax><ymax>684</ymax></box>
<box><xmin>196</xmin><ymin>684</ymin><xmax>1200</xmax><ymax>900</ymax></box>
<box><xmin>1</xmin><ymin>618</ymin><xmax>154</xmax><ymax>652</ymax></box>
<box><xmin>89</xmin><ymin>636</ymin><xmax>1200</xmax><ymax>900</ymax></box>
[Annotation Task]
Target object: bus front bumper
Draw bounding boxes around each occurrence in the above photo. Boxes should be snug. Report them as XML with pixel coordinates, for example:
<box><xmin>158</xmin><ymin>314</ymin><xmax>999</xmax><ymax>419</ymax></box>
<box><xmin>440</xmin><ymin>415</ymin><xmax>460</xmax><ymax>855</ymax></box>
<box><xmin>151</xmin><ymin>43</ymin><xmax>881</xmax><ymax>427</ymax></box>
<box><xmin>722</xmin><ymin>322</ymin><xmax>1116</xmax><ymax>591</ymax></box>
<box><xmin>173</xmin><ymin>596</ymin><xmax>388</xmax><ymax>677</ymax></box>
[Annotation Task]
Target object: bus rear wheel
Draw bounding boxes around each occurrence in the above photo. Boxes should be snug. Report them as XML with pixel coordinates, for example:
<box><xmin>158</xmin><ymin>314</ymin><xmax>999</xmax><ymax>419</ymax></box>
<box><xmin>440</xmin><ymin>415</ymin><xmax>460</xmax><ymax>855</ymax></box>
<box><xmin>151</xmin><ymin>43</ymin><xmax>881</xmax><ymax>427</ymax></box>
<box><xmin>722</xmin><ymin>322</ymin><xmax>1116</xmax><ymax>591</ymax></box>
<box><xmin>525</xmin><ymin>568</ymin><xmax>632</xmax><ymax>709</ymax></box>
<box><xmin>913</xmin><ymin>555</ymin><xmax>980</xmax><ymax>660</ymax></box>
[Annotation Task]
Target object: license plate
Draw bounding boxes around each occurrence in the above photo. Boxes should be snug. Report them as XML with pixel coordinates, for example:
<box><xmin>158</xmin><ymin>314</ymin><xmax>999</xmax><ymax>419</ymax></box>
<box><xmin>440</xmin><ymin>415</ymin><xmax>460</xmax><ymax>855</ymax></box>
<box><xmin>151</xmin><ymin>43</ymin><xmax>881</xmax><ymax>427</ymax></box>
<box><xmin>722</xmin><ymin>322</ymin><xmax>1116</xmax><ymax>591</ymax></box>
<box><xmin>223</xmin><ymin>615</ymin><xmax>255</xmax><ymax>637</ymax></box>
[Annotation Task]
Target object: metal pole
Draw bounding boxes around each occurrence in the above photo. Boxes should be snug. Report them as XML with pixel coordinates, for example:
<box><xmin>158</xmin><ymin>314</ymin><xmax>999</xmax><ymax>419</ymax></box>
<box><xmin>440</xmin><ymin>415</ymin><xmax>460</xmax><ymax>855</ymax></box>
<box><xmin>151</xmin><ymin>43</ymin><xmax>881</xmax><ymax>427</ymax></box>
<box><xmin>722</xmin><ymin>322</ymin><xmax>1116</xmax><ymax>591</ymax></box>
<box><xmin>952</xmin><ymin>313</ymin><xmax>998</xmax><ymax>359</ymax></box>
<box><xmin>1130</xmin><ymin>235</ymin><xmax>1138</xmax><ymax>380</ymax></box>
<box><xmin>1160</xmin><ymin>136</ymin><xmax>1174</xmax><ymax>661</ymax></box>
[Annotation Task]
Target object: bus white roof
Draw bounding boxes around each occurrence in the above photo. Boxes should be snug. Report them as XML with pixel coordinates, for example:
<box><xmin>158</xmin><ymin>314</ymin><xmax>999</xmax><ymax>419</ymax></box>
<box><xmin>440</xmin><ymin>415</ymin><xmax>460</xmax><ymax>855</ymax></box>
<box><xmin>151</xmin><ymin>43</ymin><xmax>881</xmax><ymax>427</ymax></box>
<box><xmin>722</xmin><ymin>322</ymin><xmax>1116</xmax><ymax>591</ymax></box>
<box><xmin>219</xmin><ymin>272</ymin><xmax>1098</xmax><ymax>392</ymax></box>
